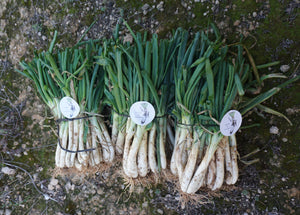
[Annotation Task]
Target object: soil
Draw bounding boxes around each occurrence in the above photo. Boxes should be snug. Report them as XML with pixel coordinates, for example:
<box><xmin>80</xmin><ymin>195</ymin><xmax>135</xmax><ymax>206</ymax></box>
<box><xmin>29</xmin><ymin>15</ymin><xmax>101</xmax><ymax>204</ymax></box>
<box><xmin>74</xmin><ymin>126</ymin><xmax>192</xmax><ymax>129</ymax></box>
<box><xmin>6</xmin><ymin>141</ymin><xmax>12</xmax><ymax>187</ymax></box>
<box><xmin>0</xmin><ymin>0</ymin><xmax>299</xmax><ymax>214</ymax></box>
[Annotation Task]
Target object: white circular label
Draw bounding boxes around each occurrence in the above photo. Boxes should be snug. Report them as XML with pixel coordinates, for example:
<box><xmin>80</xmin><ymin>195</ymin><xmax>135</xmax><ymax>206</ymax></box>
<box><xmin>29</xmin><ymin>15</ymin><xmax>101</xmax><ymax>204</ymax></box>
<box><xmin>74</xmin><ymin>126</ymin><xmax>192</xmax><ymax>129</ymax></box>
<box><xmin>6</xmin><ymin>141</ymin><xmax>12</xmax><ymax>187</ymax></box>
<box><xmin>129</xmin><ymin>101</ymin><xmax>155</xmax><ymax>126</ymax></box>
<box><xmin>59</xmin><ymin>97</ymin><xmax>80</xmax><ymax>119</ymax></box>
<box><xmin>220</xmin><ymin>110</ymin><xmax>242</xmax><ymax>136</ymax></box>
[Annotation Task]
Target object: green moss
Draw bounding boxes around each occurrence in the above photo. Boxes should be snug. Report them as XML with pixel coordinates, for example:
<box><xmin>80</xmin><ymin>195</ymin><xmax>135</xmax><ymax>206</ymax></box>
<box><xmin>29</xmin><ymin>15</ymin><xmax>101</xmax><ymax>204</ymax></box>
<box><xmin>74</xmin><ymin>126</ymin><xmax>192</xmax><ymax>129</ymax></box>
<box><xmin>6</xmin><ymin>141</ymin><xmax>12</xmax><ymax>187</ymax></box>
<box><xmin>64</xmin><ymin>199</ymin><xmax>77</xmax><ymax>214</ymax></box>
<box><xmin>226</xmin><ymin>0</ymin><xmax>263</xmax><ymax>20</ymax></box>
<box><xmin>18</xmin><ymin>0</ymin><xmax>31</xmax><ymax>7</ymax></box>
<box><xmin>115</xmin><ymin>0</ymin><xmax>210</xmax><ymax>38</ymax></box>
<box><xmin>115</xmin><ymin>0</ymin><xmax>145</xmax><ymax>9</ymax></box>
<box><xmin>3</xmin><ymin>3</ymin><xmax>21</xmax><ymax>39</ymax></box>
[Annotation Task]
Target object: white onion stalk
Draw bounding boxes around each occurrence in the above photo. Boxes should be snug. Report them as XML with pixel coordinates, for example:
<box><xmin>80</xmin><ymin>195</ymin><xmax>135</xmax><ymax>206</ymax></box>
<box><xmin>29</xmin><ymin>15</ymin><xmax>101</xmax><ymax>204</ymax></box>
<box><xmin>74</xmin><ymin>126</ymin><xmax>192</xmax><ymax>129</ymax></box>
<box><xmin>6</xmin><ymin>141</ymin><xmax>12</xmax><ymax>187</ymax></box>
<box><xmin>116</xmin><ymin>128</ymin><xmax>126</xmax><ymax>155</ymax></box>
<box><xmin>74</xmin><ymin>158</ymin><xmax>83</xmax><ymax>171</ymax></box>
<box><xmin>99</xmin><ymin>118</ymin><xmax>115</xmax><ymax>162</ymax></box>
<box><xmin>170</xmin><ymin>126</ymin><xmax>180</xmax><ymax>175</ymax></box>
<box><xmin>50</xmin><ymin>99</ymin><xmax>63</xmax><ymax>168</ymax></box>
<box><xmin>65</xmin><ymin>120</ymin><xmax>74</xmax><ymax>167</ymax></box>
<box><xmin>87</xmin><ymin>127</ymin><xmax>97</xmax><ymax>166</ymax></box>
<box><xmin>180</xmin><ymin>129</ymin><xmax>203</xmax><ymax>192</ymax></box>
<box><xmin>77</xmin><ymin>118</ymin><xmax>88</xmax><ymax>165</ymax></box>
<box><xmin>206</xmin><ymin>153</ymin><xmax>216</xmax><ymax>189</ymax></box>
<box><xmin>114</xmin><ymin>114</ymin><xmax>126</xmax><ymax>155</ymax></box>
<box><xmin>123</xmin><ymin>118</ymin><xmax>136</xmax><ymax>176</ymax></box>
<box><xmin>197</xmin><ymin>135</ymin><xmax>206</xmax><ymax>166</ymax></box>
<box><xmin>55</xmin><ymin>142</ymin><xmax>61</xmax><ymax>168</ymax></box>
<box><xmin>138</xmin><ymin>131</ymin><xmax>148</xmax><ymax>177</ymax></box>
<box><xmin>171</xmin><ymin>115</ymin><xmax>190</xmax><ymax>178</ymax></box>
<box><xmin>90</xmin><ymin>116</ymin><xmax>114</xmax><ymax>163</ymax></box>
<box><xmin>181</xmin><ymin>137</ymin><xmax>189</xmax><ymax>171</ymax></box>
<box><xmin>148</xmin><ymin>123</ymin><xmax>158</xmax><ymax>174</ymax></box>
<box><xmin>224</xmin><ymin>136</ymin><xmax>233</xmax><ymax>185</ymax></box>
<box><xmin>72</xmin><ymin>118</ymin><xmax>79</xmax><ymax>166</ymax></box>
<box><xmin>126</xmin><ymin>125</ymin><xmax>146</xmax><ymax>178</ymax></box>
<box><xmin>111</xmin><ymin>113</ymin><xmax>119</xmax><ymax>146</ymax></box>
<box><xmin>55</xmin><ymin>143</ymin><xmax>61</xmax><ymax>167</ymax></box>
<box><xmin>212</xmin><ymin>142</ymin><xmax>225</xmax><ymax>190</ymax></box>
<box><xmin>167</xmin><ymin>123</ymin><xmax>175</xmax><ymax>147</ymax></box>
<box><xmin>90</xmin><ymin>121</ymin><xmax>101</xmax><ymax>165</ymax></box>
<box><xmin>70</xmin><ymin>120</ymin><xmax>78</xmax><ymax>168</ymax></box>
<box><xmin>187</xmin><ymin>133</ymin><xmax>223</xmax><ymax>194</ymax></box>
<box><xmin>174</xmin><ymin>127</ymin><xmax>188</xmax><ymax>182</ymax></box>
<box><xmin>58</xmin><ymin>121</ymin><xmax>68</xmax><ymax>167</ymax></box>
<box><xmin>230</xmin><ymin>134</ymin><xmax>239</xmax><ymax>184</ymax></box>
<box><xmin>159</xmin><ymin>118</ymin><xmax>167</xmax><ymax>170</ymax></box>
<box><xmin>54</xmin><ymin>103</ymin><xmax>61</xmax><ymax>167</ymax></box>
<box><xmin>55</xmin><ymin>121</ymin><xmax>67</xmax><ymax>167</ymax></box>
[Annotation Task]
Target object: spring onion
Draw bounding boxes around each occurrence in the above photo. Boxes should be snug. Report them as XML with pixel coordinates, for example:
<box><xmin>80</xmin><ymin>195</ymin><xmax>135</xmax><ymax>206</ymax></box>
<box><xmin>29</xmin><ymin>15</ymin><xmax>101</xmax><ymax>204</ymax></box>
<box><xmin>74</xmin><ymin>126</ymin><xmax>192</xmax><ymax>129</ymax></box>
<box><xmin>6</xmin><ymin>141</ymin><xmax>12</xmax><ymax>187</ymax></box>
<box><xmin>17</xmin><ymin>33</ymin><xmax>115</xmax><ymax>171</ymax></box>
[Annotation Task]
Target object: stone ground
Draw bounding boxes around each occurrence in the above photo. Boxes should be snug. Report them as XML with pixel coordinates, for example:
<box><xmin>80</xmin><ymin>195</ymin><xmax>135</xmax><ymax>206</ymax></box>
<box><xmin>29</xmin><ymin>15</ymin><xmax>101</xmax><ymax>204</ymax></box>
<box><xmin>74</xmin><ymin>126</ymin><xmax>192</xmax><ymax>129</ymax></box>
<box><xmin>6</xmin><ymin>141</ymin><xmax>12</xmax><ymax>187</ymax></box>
<box><xmin>0</xmin><ymin>0</ymin><xmax>299</xmax><ymax>214</ymax></box>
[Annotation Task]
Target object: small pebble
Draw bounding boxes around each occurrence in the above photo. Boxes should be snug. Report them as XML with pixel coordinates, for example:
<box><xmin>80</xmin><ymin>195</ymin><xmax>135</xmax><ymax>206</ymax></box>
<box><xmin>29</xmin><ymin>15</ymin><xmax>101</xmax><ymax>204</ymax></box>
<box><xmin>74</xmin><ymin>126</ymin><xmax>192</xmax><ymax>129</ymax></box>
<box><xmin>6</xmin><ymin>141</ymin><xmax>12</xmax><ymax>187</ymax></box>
<box><xmin>203</xmin><ymin>11</ymin><xmax>209</xmax><ymax>16</ymax></box>
<box><xmin>65</xmin><ymin>181</ymin><xmax>75</xmax><ymax>192</ymax></box>
<box><xmin>157</xmin><ymin>209</ymin><xmax>164</xmax><ymax>214</ymax></box>
<box><xmin>123</xmin><ymin>33</ymin><xmax>133</xmax><ymax>43</ymax></box>
<box><xmin>50</xmin><ymin>178</ymin><xmax>59</xmax><ymax>186</ymax></box>
<box><xmin>249</xmin><ymin>23</ymin><xmax>255</xmax><ymax>31</ymax></box>
<box><xmin>1</xmin><ymin>167</ymin><xmax>16</xmax><ymax>175</ymax></box>
<box><xmin>48</xmin><ymin>184</ymin><xmax>54</xmax><ymax>191</ymax></box>
<box><xmin>5</xmin><ymin>209</ymin><xmax>12</xmax><ymax>215</ymax></box>
<box><xmin>270</xmin><ymin>126</ymin><xmax>279</xmax><ymax>135</ymax></box>
<box><xmin>234</xmin><ymin>20</ymin><xmax>241</xmax><ymax>26</ymax></box>
<box><xmin>280</xmin><ymin>65</ymin><xmax>290</xmax><ymax>72</ymax></box>
<box><xmin>44</xmin><ymin>194</ymin><xmax>50</xmax><ymax>200</ymax></box>
<box><xmin>157</xmin><ymin>1</ymin><xmax>164</xmax><ymax>11</ymax></box>
<box><xmin>141</xmin><ymin>3</ymin><xmax>150</xmax><ymax>11</ymax></box>
<box><xmin>97</xmin><ymin>188</ymin><xmax>104</xmax><ymax>195</ymax></box>
<box><xmin>142</xmin><ymin>201</ymin><xmax>148</xmax><ymax>208</ymax></box>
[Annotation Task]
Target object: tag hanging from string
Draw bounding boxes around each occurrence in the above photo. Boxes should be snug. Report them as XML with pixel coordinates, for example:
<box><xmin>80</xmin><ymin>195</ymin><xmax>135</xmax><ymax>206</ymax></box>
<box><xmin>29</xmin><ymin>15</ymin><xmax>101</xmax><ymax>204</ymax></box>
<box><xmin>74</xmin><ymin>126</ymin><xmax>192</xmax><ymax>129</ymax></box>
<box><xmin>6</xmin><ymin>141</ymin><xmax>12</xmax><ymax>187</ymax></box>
<box><xmin>59</xmin><ymin>96</ymin><xmax>80</xmax><ymax>119</ymax></box>
<box><xmin>220</xmin><ymin>110</ymin><xmax>242</xmax><ymax>136</ymax></box>
<box><xmin>129</xmin><ymin>101</ymin><xmax>155</xmax><ymax>126</ymax></box>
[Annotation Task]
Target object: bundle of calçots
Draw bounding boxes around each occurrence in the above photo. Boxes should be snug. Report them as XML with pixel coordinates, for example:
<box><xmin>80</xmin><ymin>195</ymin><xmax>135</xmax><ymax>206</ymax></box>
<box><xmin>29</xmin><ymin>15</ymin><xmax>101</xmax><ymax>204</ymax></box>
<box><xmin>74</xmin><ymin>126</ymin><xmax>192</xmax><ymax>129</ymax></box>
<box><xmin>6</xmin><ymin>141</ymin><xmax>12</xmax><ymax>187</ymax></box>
<box><xmin>169</xmin><ymin>27</ymin><xmax>237</xmax><ymax>193</ymax></box>
<box><xmin>17</xmin><ymin>32</ymin><xmax>114</xmax><ymax>171</ymax></box>
<box><xmin>17</xmin><ymin>23</ymin><xmax>298</xmax><ymax>194</ymax></box>
<box><xmin>98</xmin><ymin>21</ymin><xmax>177</xmax><ymax>178</ymax></box>
<box><xmin>169</xmin><ymin>25</ymin><xmax>298</xmax><ymax>194</ymax></box>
